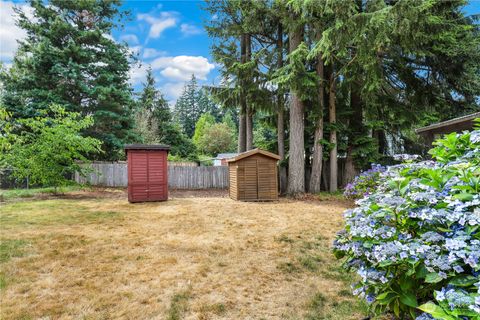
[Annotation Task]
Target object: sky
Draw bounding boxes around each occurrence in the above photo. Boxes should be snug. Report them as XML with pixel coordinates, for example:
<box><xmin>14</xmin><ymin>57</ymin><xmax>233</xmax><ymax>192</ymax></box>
<box><xmin>1</xmin><ymin>0</ymin><xmax>479</xmax><ymax>104</ymax></box>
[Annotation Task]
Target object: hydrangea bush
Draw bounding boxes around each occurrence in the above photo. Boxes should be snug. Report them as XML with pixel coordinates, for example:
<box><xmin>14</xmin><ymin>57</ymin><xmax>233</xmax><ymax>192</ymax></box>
<box><xmin>344</xmin><ymin>164</ymin><xmax>386</xmax><ymax>200</ymax></box>
<box><xmin>334</xmin><ymin>126</ymin><xmax>480</xmax><ymax>320</ymax></box>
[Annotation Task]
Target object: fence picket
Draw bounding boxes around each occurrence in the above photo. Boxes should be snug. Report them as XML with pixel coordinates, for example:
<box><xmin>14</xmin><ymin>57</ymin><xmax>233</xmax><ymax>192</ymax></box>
<box><xmin>75</xmin><ymin>162</ymin><xmax>228</xmax><ymax>189</ymax></box>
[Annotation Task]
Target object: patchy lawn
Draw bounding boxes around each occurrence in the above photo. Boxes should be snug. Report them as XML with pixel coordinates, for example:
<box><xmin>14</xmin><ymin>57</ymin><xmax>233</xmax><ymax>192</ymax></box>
<box><xmin>0</xmin><ymin>189</ymin><xmax>366</xmax><ymax>319</ymax></box>
<box><xmin>0</xmin><ymin>185</ymin><xmax>86</xmax><ymax>201</ymax></box>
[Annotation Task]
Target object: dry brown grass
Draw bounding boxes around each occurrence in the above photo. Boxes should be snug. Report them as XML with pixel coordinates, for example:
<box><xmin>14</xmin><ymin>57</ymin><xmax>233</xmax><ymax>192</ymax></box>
<box><xmin>0</xmin><ymin>190</ymin><xmax>366</xmax><ymax>320</ymax></box>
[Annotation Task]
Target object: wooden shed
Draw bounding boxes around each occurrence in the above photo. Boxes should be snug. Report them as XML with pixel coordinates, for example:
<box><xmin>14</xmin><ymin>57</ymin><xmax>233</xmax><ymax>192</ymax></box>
<box><xmin>416</xmin><ymin>112</ymin><xmax>480</xmax><ymax>147</ymax></box>
<box><xmin>125</xmin><ymin>144</ymin><xmax>169</xmax><ymax>203</ymax></box>
<box><xmin>227</xmin><ymin>148</ymin><xmax>280</xmax><ymax>201</ymax></box>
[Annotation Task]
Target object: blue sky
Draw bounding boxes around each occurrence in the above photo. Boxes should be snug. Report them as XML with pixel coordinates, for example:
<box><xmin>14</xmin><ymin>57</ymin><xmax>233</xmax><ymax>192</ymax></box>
<box><xmin>1</xmin><ymin>0</ymin><xmax>479</xmax><ymax>104</ymax></box>
<box><xmin>115</xmin><ymin>1</ymin><xmax>219</xmax><ymax>104</ymax></box>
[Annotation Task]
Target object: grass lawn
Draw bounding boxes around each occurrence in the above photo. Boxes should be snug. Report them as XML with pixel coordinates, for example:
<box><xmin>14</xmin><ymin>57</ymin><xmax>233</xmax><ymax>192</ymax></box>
<box><xmin>0</xmin><ymin>189</ymin><xmax>367</xmax><ymax>319</ymax></box>
<box><xmin>0</xmin><ymin>185</ymin><xmax>86</xmax><ymax>201</ymax></box>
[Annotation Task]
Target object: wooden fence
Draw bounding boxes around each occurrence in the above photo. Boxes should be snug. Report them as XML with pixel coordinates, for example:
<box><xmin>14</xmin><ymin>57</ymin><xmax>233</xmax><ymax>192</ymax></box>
<box><xmin>168</xmin><ymin>166</ymin><xmax>228</xmax><ymax>189</ymax></box>
<box><xmin>74</xmin><ymin>162</ymin><xmax>229</xmax><ymax>189</ymax></box>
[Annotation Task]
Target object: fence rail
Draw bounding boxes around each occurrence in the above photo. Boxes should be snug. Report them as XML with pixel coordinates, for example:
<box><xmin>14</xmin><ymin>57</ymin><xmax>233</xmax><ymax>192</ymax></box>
<box><xmin>74</xmin><ymin>162</ymin><xmax>228</xmax><ymax>189</ymax></box>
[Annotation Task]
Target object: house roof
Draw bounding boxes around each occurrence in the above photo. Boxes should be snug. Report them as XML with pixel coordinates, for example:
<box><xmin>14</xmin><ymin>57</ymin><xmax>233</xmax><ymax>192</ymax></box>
<box><xmin>415</xmin><ymin>112</ymin><xmax>480</xmax><ymax>135</ymax></box>
<box><xmin>215</xmin><ymin>153</ymin><xmax>238</xmax><ymax>160</ymax></box>
<box><xmin>125</xmin><ymin>144</ymin><xmax>170</xmax><ymax>151</ymax></box>
<box><xmin>227</xmin><ymin>148</ymin><xmax>281</xmax><ymax>163</ymax></box>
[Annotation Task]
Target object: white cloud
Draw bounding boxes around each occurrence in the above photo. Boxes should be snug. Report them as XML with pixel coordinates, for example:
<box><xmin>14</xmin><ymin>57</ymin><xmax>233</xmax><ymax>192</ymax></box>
<box><xmin>128</xmin><ymin>45</ymin><xmax>142</xmax><ymax>57</ymax></box>
<box><xmin>162</xmin><ymin>82</ymin><xmax>185</xmax><ymax>101</ymax></box>
<box><xmin>0</xmin><ymin>1</ymin><xmax>32</xmax><ymax>61</ymax></box>
<box><xmin>119</xmin><ymin>34</ymin><xmax>139</xmax><ymax>45</ymax></box>
<box><xmin>138</xmin><ymin>12</ymin><xmax>177</xmax><ymax>39</ymax></box>
<box><xmin>142</xmin><ymin>48</ymin><xmax>166</xmax><ymax>59</ymax></box>
<box><xmin>180</xmin><ymin>23</ymin><xmax>202</xmax><ymax>36</ymax></box>
<box><xmin>151</xmin><ymin>55</ymin><xmax>215</xmax><ymax>81</ymax></box>
<box><xmin>129</xmin><ymin>63</ymin><xmax>149</xmax><ymax>85</ymax></box>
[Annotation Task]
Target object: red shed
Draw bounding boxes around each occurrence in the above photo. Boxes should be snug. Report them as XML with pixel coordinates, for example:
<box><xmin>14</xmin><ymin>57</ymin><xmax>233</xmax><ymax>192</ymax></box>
<box><xmin>125</xmin><ymin>144</ymin><xmax>170</xmax><ymax>203</ymax></box>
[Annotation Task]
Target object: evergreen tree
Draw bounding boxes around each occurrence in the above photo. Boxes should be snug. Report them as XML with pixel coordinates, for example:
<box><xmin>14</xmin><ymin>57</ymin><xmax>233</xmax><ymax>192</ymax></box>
<box><xmin>173</xmin><ymin>75</ymin><xmax>201</xmax><ymax>137</ymax></box>
<box><xmin>204</xmin><ymin>0</ymin><xmax>270</xmax><ymax>153</ymax></box>
<box><xmin>286</xmin><ymin>18</ymin><xmax>306</xmax><ymax>194</ymax></box>
<box><xmin>135</xmin><ymin>68</ymin><xmax>197</xmax><ymax>160</ymax></box>
<box><xmin>1</xmin><ymin>0</ymin><xmax>135</xmax><ymax>160</ymax></box>
<box><xmin>133</xmin><ymin>67</ymin><xmax>160</xmax><ymax>144</ymax></box>
<box><xmin>197</xmin><ymin>88</ymin><xmax>224</xmax><ymax>122</ymax></box>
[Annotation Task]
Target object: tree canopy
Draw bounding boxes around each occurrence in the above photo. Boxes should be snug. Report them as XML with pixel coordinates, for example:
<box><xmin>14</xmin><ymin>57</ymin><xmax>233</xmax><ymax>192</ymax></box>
<box><xmin>0</xmin><ymin>0</ymin><xmax>135</xmax><ymax>160</ymax></box>
<box><xmin>203</xmin><ymin>0</ymin><xmax>480</xmax><ymax>194</ymax></box>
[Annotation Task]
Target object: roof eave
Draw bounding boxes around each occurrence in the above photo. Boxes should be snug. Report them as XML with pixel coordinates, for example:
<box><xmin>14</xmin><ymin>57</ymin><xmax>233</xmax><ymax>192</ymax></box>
<box><xmin>415</xmin><ymin>112</ymin><xmax>480</xmax><ymax>134</ymax></box>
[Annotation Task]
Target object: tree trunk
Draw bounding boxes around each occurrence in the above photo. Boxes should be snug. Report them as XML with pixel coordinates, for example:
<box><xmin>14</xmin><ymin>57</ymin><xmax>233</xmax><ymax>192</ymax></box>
<box><xmin>246</xmin><ymin>109</ymin><xmax>253</xmax><ymax>150</ymax></box>
<box><xmin>238</xmin><ymin>112</ymin><xmax>246</xmax><ymax>152</ymax></box>
<box><xmin>321</xmin><ymin>159</ymin><xmax>328</xmax><ymax>191</ymax></box>
<box><xmin>343</xmin><ymin>85</ymin><xmax>363</xmax><ymax>185</ymax></box>
<box><xmin>329</xmin><ymin>67</ymin><xmax>337</xmax><ymax>192</ymax></box>
<box><xmin>245</xmin><ymin>34</ymin><xmax>253</xmax><ymax>150</ymax></box>
<box><xmin>308</xmin><ymin>33</ymin><xmax>325</xmax><ymax>193</ymax></box>
<box><xmin>343</xmin><ymin>2</ymin><xmax>365</xmax><ymax>184</ymax></box>
<box><xmin>287</xmin><ymin>23</ymin><xmax>305</xmax><ymax>195</ymax></box>
<box><xmin>344</xmin><ymin>147</ymin><xmax>356</xmax><ymax>186</ymax></box>
<box><xmin>276</xmin><ymin>23</ymin><xmax>287</xmax><ymax>194</ymax></box>
<box><xmin>238</xmin><ymin>33</ymin><xmax>247</xmax><ymax>153</ymax></box>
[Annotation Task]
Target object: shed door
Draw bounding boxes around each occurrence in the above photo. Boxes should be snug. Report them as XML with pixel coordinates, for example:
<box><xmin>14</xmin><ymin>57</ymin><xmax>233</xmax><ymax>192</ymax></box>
<box><xmin>129</xmin><ymin>151</ymin><xmax>167</xmax><ymax>202</ymax></box>
<box><xmin>243</xmin><ymin>159</ymin><xmax>258</xmax><ymax>200</ymax></box>
<box><xmin>129</xmin><ymin>151</ymin><xmax>148</xmax><ymax>202</ymax></box>
<box><xmin>147</xmin><ymin>151</ymin><xmax>167</xmax><ymax>200</ymax></box>
<box><xmin>257</xmin><ymin>160</ymin><xmax>276</xmax><ymax>199</ymax></box>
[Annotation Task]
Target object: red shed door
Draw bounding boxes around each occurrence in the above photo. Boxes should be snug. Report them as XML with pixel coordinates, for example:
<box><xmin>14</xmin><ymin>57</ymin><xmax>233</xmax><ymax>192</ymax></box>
<box><xmin>128</xmin><ymin>150</ymin><xmax>168</xmax><ymax>202</ymax></box>
<box><xmin>146</xmin><ymin>151</ymin><xmax>168</xmax><ymax>201</ymax></box>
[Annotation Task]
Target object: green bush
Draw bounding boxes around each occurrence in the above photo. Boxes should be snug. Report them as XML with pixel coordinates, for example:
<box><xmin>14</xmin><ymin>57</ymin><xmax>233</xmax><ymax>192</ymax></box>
<box><xmin>1</xmin><ymin>105</ymin><xmax>101</xmax><ymax>191</ymax></box>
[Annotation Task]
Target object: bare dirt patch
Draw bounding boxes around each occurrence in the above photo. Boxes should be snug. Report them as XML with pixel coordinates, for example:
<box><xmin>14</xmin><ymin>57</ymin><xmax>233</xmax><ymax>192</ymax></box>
<box><xmin>0</xmin><ymin>191</ymin><xmax>365</xmax><ymax>319</ymax></box>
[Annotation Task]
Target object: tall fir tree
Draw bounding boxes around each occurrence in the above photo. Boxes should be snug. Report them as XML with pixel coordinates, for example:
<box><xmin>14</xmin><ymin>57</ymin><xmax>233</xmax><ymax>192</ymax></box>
<box><xmin>1</xmin><ymin>0</ymin><xmax>135</xmax><ymax>160</ymax></box>
<box><xmin>204</xmin><ymin>0</ymin><xmax>269</xmax><ymax>153</ymax></box>
<box><xmin>173</xmin><ymin>75</ymin><xmax>201</xmax><ymax>138</ymax></box>
<box><xmin>135</xmin><ymin>67</ymin><xmax>197</xmax><ymax>160</ymax></box>
<box><xmin>197</xmin><ymin>88</ymin><xmax>224</xmax><ymax>122</ymax></box>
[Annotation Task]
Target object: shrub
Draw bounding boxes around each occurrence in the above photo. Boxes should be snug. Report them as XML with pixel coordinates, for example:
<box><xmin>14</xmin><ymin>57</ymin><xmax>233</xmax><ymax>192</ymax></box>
<box><xmin>1</xmin><ymin>105</ymin><xmax>102</xmax><ymax>191</ymax></box>
<box><xmin>334</xmin><ymin>127</ymin><xmax>480</xmax><ymax>319</ymax></box>
<box><xmin>344</xmin><ymin>164</ymin><xmax>386</xmax><ymax>199</ymax></box>
<box><xmin>197</xmin><ymin>122</ymin><xmax>235</xmax><ymax>156</ymax></box>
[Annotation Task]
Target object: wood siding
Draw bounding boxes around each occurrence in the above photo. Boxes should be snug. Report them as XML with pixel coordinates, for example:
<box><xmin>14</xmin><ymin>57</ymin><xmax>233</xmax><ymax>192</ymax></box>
<box><xmin>127</xmin><ymin>150</ymin><xmax>168</xmax><ymax>203</ymax></box>
<box><xmin>228</xmin><ymin>153</ymin><xmax>278</xmax><ymax>201</ymax></box>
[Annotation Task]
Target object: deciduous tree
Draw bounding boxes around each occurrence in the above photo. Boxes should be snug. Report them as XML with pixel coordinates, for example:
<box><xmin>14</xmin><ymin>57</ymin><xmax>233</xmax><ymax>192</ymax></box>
<box><xmin>1</xmin><ymin>105</ymin><xmax>101</xmax><ymax>192</ymax></box>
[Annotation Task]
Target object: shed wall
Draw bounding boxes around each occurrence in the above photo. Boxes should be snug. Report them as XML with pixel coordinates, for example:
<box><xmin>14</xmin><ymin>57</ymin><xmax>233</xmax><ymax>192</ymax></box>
<box><xmin>228</xmin><ymin>154</ymin><xmax>278</xmax><ymax>201</ymax></box>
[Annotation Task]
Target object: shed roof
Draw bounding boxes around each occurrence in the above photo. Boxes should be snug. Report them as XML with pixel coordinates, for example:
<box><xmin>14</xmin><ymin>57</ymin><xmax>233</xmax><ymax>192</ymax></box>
<box><xmin>415</xmin><ymin>112</ymin><xmax>480</xmax><ymax>135</ymax></box>
<box><xmin>125</xmin><ymin>144</ymin><xmax>170</xmax><ymax>151</ymax></box>
<box><xmin>227</xmin><ymin>148</ymin><xmax>281</xmax><ymax>163</ymax></box>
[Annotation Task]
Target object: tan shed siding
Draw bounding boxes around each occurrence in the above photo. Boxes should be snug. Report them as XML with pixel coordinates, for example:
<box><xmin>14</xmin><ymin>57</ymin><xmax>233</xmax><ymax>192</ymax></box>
<box><xmin>243</xmin><ymin>160</ymin><xmax>258</xmax><ymax>200</ymax></box>
<box><xmin>274</xmin><ymin>164</ymin><xmax>278</xmax><ymax>197</ymax></box>
<box><xmin>228</xmin><ymin>149</ymin><xmax>279</xmax><ymax>201</ymax></box>
<box><xmin>237</xmin><ymin>166</ymin><xmax>245</xmax><ymax>200</ymax></box>
<box><xmin>229</xmin><ymin>164</ymin><xmax>238</xmax><ymax>200</ymax></box>
<box><xmin>257</xmin><ymin>159</ymin><xmax>276</xmax><ymax>200</ymax></box>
